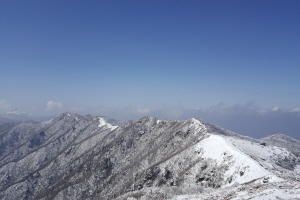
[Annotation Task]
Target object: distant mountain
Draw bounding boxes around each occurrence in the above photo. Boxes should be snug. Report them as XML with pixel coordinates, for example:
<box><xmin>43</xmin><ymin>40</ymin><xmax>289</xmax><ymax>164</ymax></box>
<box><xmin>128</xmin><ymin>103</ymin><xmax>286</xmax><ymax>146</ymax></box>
<box><xmin>0</xmin><ymin>116</ymin><xmax>18</xmax><ymax>125</ymax></box>
<box><xmin>0</xmin><ymin>111</ymin><xmax>55</xmax><ymax>122</ymax></box>
<box><xmin>0</xmin><ymin>113</ymin><xmax>299</xmax><ymax>199</ymax></box>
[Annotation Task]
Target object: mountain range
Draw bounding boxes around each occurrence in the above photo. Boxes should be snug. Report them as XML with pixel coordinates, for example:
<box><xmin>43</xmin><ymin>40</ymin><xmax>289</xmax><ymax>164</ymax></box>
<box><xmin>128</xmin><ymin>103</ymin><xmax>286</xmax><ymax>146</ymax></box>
<box><xmin>0</xmin><ymin>111</ymin><xmax>55</xmax><ymax>124</ymax></box>
<box><xmin>0</xmin><ymin>112</ymin><xmax>299</xmax><ymax>199</ymax></box>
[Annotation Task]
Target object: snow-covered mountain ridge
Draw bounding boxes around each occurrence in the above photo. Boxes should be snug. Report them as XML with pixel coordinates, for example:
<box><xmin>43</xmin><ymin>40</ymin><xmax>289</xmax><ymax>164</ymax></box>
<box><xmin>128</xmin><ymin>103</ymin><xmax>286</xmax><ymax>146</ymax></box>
<box><xmin>0</xmin><ymin>113</ymin><xmax>299</xmax><ymax>199</ymax></box>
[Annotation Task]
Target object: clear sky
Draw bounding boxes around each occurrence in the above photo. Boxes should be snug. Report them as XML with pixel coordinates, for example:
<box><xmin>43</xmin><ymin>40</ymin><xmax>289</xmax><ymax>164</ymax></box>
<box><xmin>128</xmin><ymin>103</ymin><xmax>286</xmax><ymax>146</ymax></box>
<box><xmin>1</xmin><ymin>1</ymin><xmax>300</xmax><ymax>139</ymax></box>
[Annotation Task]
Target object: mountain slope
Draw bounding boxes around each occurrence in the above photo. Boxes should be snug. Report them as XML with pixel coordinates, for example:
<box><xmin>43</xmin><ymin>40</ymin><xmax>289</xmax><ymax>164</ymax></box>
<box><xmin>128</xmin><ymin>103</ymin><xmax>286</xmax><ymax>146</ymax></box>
<box><xmin>262</xmin><ymin>134</ymin><xmax>300</xmax><ymax>157</ymax></box>
<box><xmin>0</xmin><ymin>113</ymin><xmax>299</xmax><ymax>200</ymax></box>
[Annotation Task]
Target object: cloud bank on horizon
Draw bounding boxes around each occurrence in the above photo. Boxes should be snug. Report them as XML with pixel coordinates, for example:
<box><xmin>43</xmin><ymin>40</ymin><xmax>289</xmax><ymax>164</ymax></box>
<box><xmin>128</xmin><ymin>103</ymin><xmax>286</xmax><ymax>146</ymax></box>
<box><xmin>75</xmin><ymin>102</ymin><xmax>300</xmax><ymax>140</ymax></box>
<box><xmin>0</xmin><ymin>99</ymin><xmax>299</xmax><ymax>140</ymax></box>
<box><xmin>46</xmin><ymin>101</ymin><xmax>63</xmax><ymax>112</ymax></box>
<box><xmin>0</xmin><ymin>100</ymin><xmax>12</xmax><ymax>113</ymax></box>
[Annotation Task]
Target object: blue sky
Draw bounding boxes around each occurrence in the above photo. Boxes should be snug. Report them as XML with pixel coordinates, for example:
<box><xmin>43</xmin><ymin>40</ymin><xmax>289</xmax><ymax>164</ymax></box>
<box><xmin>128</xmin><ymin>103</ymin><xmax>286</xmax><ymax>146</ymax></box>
<box><xmin>1</xmin><ymin>1</ymin><xmax>300</xmax><ymax>139</ymax></box>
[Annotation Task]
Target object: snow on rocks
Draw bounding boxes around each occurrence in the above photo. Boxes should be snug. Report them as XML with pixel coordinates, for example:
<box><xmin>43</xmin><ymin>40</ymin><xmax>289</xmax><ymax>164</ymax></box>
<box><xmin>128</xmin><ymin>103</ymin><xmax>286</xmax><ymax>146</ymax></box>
<box><xmin>98</xmin><ymin>117</ymin><xmax>118</xmax><ymax>130</ymax></box>
<box><xmin>1</xmin><ymin>113</ymin><xmax>299</xmax><ymax>200</ymax></box>
<box><xmin>188</xmin><ymin>118</ymin><xmax>207</xmax><ymax>134</ymax></box>
<box><xmin>170</xmin><ymin>178</ymin><xmax>300</xmax><ymax>200</ymax></box>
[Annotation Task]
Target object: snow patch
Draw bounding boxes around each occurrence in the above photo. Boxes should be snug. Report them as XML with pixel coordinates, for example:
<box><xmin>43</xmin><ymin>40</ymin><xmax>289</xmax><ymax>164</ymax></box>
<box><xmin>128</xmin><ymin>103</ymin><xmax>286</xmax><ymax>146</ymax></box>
<box><xmin>195</xmin><ymin>134</ymin><xmax>272</xmax><ymax>185</ymax></box>
<box><xmin>98</xmin><ymin>117</ymin><xmax>118</xmax><ymax>131</ymax></box>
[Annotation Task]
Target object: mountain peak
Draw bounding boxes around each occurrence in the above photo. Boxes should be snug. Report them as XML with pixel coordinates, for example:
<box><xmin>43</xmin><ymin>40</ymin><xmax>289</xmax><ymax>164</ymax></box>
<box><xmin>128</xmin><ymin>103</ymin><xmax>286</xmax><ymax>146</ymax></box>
<box><xmin>55</xmin><ymin>112</ymin><xmax>82</xmax><ymax>120</ymax></box>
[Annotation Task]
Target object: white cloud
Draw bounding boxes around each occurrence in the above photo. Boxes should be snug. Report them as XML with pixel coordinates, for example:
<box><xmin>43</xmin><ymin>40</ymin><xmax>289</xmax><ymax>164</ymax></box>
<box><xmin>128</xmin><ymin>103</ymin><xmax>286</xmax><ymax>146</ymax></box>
<box><xmin>136</xmin><ymin>108</ymin><xmax>151</xmax><ymax>115</ymax></box>
<box><xmin>290</xmin><ymin>108</ymin><xmax>300</xmax><ymax>113</ymax></box>
<box><xmin>46</xmin><ymin>101</ymin><xmax>62</xmax><ymax>111</ymax></box>
<box><xmin>0</xmin><ymin>100</ymin><xmax>12</xmax><ymax>112</ymax></box>
<box><xmin>71</xmin><ymin>107</ymin><xmax>85</xmax><ymax>112</ymax></box>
